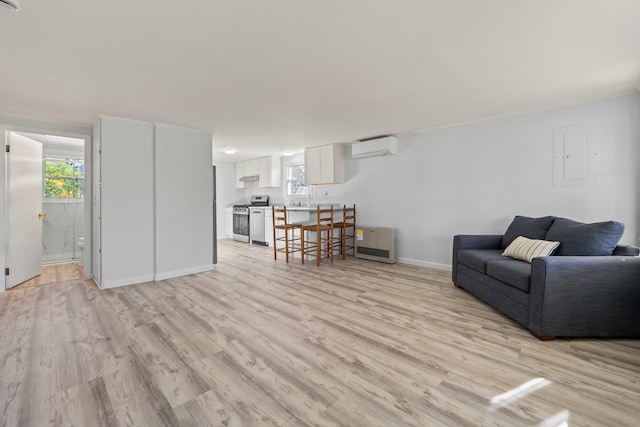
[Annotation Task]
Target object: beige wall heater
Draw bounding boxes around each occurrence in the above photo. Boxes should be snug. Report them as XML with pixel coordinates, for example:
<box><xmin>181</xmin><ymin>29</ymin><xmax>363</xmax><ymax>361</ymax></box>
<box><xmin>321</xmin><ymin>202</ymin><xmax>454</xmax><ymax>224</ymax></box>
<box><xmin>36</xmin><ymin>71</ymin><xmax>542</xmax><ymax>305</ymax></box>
<box><xmin>354</xmin><ymin>227</ymin><xmax>397</xmax><ymax>264</ymax></box>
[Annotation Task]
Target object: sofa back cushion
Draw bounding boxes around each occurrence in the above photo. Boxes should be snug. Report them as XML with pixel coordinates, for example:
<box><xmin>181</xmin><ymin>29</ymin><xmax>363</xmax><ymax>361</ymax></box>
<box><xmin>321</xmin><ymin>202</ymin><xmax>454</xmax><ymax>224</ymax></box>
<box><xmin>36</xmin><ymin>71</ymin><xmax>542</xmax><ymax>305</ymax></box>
<box><xmin>501</xmin><ymin>215</ymin><xmax>556</xmax><ymax>249</ymax></box>
<box><xmin>545</xmin><ymin>218</ymin><xmax>624</xmax><ymax>256</ymax></box>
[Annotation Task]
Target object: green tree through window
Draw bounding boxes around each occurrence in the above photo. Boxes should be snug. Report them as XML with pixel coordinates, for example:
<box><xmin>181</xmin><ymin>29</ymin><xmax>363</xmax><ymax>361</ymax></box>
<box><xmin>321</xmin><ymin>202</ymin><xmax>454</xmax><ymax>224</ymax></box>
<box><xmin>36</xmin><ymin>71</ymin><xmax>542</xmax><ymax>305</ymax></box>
<box><xmin>45</xmin><ymin>159</ymin><xmax>84</xmax><ymax>198</ymax></box>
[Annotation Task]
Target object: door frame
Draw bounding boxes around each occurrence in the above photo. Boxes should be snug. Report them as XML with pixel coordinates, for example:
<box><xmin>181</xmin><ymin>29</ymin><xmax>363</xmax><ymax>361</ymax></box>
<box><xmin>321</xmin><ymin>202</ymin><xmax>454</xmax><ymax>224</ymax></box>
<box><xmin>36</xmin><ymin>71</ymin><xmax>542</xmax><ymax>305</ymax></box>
<box><xmin>1</xmin><ymin>123</ymin><xmax>93</xmax><ymax>291</ymax></box>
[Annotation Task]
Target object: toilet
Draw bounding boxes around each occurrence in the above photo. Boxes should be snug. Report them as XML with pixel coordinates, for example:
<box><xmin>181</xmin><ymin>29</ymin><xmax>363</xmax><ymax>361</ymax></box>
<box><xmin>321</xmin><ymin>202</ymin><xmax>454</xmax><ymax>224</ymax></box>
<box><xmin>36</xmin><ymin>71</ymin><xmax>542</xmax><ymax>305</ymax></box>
<box><xmin>77</xmin><ymin>237</ymin><xmax>84</xmax><ymax>266</ymax></box>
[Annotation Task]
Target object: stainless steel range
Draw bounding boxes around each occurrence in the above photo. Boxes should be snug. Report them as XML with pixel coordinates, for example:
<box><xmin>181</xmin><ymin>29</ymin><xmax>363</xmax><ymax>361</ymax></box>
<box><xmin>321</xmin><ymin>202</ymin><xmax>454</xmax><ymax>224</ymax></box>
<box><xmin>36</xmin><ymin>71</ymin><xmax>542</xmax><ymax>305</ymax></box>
<box><xmin>232</xmin><ymin>195</ymin><xmax>269</xmax><ymax>243</ymax></box>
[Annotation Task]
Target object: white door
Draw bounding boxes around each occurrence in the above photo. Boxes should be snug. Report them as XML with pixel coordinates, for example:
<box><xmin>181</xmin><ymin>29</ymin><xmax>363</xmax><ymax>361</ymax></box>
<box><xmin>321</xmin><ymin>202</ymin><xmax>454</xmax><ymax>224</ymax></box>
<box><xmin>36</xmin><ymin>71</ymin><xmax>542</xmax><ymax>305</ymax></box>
<box><xmin>6</xmin><ymin>132</ymin><xmax>43</xmax><ymax>289</ymax></box>
<box><xmin>92</xmin><ymin>122</ymin><xmax>102</xmax><ymax>286</ymax></box>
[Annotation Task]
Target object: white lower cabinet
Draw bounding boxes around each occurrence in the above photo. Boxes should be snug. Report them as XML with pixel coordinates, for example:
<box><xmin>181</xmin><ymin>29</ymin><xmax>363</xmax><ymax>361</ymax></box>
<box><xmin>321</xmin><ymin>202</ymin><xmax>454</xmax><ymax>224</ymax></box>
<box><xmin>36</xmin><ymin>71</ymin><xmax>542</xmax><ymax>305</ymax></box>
<box><xmin>264</xmin><ymin>207</ymin><xmax>273</xmax><ymax>246</ymax></box>
<box><xmin>225</xmin><ymin>207</ymin><xmax>233</xmax><ymax>237</ymax></box>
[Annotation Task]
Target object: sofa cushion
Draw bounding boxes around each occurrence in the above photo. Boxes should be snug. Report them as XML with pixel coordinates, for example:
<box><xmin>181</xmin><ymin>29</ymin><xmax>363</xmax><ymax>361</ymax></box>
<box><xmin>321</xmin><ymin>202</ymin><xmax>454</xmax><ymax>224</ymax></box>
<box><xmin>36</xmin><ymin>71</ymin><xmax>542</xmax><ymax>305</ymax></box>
<box><xmin>502</xmin><ymin>236</ymin><xmax>560</xmax><ymax>263</ymax></box>
<box><xmin>545</xmin><ymin>218</ymin><xmax>625</xmax><ymax>256</ymax></box>
<box><xmin>486</xmin><ymin>260</ymin><xmax>531</xmax><ymax>293</ymax></box>
<box><xmin>501</xmin><ymin>215</ymin><xmax>556</xmax><ymax>249</ymax></box>
<box><xmin>457</xmin><ymin>249</ymin><xmax>505</xmax><ymax>273</ymax></box>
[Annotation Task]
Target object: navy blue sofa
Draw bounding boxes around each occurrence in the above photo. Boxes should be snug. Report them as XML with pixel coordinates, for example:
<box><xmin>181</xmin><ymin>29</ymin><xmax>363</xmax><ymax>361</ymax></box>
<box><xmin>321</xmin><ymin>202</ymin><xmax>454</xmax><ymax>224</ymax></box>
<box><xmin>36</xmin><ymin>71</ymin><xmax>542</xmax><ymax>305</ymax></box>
<box><xmin>452</xmin><ymin>216</ymin><xmax>640</xmax><ymax>339</ymax></box>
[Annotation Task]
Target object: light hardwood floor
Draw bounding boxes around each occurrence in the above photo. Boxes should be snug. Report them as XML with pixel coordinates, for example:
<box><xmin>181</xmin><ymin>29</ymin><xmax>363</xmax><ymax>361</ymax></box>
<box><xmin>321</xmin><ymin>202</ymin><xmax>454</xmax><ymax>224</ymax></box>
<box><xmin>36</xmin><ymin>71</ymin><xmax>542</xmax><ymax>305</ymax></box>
<box><xmin>12</xmin><ymin>262</ymin><xmax>84</xmax><ymax>290</ymax></box>
<box><xmin>1</xmin><ymin>239</ymin><xmax>639</xmax><ymax>426</ymax></box>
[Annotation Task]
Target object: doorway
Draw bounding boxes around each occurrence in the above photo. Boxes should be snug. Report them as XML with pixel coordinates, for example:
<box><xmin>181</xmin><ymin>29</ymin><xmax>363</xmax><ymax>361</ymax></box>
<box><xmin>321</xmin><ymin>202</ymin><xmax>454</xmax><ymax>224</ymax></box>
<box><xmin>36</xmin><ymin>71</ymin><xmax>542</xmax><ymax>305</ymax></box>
<box><xmin>2</xmin><ymin>128</ymin><xmax>92</xmax><ymax>290</ymax></box>
<box><xmin>22</xmin><ymin>133</ymin><xmax>86</xmax><ymax>266</ymax></box>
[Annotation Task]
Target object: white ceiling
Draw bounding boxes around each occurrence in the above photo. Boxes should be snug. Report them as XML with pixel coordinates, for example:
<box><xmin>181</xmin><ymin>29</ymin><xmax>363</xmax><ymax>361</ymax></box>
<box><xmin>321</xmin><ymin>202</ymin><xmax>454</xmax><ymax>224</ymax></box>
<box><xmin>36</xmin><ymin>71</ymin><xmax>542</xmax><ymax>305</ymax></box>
<box><xmin>17</xmin><ymin>132</ymin><xmax>84</xmax><ymax>152</ymax></box>
<box><xmin>1</xmin><ymin>1</ymin><xmax>639</xmax><ymax>162</ymax></box>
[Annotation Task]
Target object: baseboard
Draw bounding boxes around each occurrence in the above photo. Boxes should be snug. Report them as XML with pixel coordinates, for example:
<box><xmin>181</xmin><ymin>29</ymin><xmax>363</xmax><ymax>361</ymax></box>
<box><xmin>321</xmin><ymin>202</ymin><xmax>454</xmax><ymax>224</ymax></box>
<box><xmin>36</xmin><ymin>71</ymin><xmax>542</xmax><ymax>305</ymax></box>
<box><xmin>397</xmin><ymin>257</ymin><xmax>452</xmax><ymax>272</ymax></box>
<box><xmin>43</xmin><ymin>253</ymin><xmax>74</xmax><ymax>264</ymax></box>
<box><xmin>155</xmin><ymin>264</ymin><xmax>216</xmax><ymax>281</ymax></box>
<box><xmin>101</xmin><ymin>274</ymin><xmax>156</xmax><ymax>289</ymax></box>
<box><xmin>97</xmin><ymin>264</ymin><xmax>216</xmax><ymax>289</ymax></box>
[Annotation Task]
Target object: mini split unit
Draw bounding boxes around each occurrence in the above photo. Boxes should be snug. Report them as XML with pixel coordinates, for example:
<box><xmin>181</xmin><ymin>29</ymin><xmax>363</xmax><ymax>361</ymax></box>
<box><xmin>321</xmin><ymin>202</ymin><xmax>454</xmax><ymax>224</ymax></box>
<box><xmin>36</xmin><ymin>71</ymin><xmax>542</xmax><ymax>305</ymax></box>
<box><xmin>351</xmin><ymin>135</ymin><xmax>398</xmax><ymax>159</ymax></box>
<box><xmin>0</xmin><ymin>0</ymin><xmax>20</xmax><ymax>11</ymax></box>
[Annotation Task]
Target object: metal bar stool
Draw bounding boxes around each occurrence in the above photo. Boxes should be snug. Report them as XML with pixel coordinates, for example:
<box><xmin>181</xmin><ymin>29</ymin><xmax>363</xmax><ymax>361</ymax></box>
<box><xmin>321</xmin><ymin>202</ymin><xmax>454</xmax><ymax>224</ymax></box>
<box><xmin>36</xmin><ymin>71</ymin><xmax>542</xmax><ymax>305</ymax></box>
<box><xmin>302</xmin><ymin>206</ymin><xmax>334</xmax><ymax>266</ymax></box>
<box><xmin>272</xmin><ymin>206</ymin><xmax>303</xmax><ymax>263</ymax></box>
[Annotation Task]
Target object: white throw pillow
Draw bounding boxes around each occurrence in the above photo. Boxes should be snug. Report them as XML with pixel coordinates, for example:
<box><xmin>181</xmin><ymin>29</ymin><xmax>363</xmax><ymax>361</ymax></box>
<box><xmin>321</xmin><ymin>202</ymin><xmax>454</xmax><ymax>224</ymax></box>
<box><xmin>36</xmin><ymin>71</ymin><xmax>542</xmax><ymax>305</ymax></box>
<box><xmin>502</xmin><ymin>236</ymin><xmax>560</xmax><ymax>263</ymax></box>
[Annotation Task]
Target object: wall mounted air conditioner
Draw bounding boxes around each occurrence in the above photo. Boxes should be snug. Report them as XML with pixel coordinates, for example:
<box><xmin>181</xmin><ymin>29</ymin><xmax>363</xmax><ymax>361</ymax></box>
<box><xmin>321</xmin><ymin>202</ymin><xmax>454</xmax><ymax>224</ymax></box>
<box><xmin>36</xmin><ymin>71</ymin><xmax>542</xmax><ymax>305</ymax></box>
<box><xmin>354</xmin><ymin>227</ymin><xmax>397</xmax><ymax>264</ymax></box>
<box><xmin>352</xmin><ymin>136</ymin><xmax>398</xmax><ymax>159</ymax></box>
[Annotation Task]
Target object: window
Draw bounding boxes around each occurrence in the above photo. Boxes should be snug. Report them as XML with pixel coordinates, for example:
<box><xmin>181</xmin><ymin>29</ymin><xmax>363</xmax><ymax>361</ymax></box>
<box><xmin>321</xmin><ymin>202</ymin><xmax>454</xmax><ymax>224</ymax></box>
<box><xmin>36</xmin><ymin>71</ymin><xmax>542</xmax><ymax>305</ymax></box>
<box><xmin>44</xmin><ymin>158</ymin><xmax>84</xmax><ymax>198</ymax></box>
<box><xmin>286</xmin><ymin>164</ymin><xmax>309</xmax><ymax>196</ymax></box>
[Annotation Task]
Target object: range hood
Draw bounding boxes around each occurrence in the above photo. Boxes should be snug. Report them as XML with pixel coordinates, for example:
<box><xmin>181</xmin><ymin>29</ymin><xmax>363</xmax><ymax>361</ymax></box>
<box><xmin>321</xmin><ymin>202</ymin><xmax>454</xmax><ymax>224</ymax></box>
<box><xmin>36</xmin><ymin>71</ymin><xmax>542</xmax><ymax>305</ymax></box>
<box><xmin>238</xmin><ymin>174</ymin><xmax>259</xmax><ymax>182</ymax></box>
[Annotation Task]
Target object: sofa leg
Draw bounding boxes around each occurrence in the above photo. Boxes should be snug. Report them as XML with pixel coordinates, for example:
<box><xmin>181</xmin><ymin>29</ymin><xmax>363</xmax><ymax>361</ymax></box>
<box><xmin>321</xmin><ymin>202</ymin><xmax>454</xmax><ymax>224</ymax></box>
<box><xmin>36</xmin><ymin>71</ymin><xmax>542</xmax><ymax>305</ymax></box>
<box><xmin>453</xmin><ymin>282</ymin><xmax>460</xmax><ymax>288</ymax></box>
<box><xmin>531</xmin><ymin>331</ymin><xmax>556</xmax><ymax>341</ymax></box>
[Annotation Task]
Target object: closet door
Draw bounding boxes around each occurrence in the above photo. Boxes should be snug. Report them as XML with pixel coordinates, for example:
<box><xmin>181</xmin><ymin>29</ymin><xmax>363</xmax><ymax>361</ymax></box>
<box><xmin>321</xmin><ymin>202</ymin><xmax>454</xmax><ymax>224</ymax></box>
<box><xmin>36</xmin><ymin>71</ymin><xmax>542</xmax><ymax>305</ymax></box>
<box><xmin>154</xmin><ymin>124</ymin><xmax>213</xmax><ymax>280</ymax></box>
<box><xmin>99</xmin><ymin>116</ymin><xmax>155</xmax><ymax>287</ymax></box>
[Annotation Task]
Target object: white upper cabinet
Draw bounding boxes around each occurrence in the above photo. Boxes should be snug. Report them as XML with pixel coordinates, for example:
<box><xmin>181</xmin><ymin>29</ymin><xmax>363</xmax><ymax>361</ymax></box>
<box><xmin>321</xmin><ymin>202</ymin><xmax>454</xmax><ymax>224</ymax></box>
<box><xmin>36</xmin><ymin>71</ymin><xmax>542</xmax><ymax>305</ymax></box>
<box><xmin>305</xmin><ymin>143</ymin><xmax>344</xmax><ymax>185</ymax></box>
<box><xmin>245</xmin><ymin>158</ymin><xmax>259</xmax><ymax>177</ymax></box>
<box><xmin>305</xmin><ymin>147</ymin><xmax>320</xmax><ymax>185</ymax></box>
<box><xmin>236</xmin><ymin>156</ymin><xmax>281</xmax><ymax>188</ymax></box>
<box><xmin>259</xmin><ymin>156</ymin><xmax>281</xmax><ymax>188</ymax></box>
<box><xmin>235</xmin><ymin>160</ymin><xmax>246</xmax><ymax>189</ymax></box>
<box><xmin>235</xmin><ymin>158</ymin><xmax>258</xmax><ymax>189</ymax></box>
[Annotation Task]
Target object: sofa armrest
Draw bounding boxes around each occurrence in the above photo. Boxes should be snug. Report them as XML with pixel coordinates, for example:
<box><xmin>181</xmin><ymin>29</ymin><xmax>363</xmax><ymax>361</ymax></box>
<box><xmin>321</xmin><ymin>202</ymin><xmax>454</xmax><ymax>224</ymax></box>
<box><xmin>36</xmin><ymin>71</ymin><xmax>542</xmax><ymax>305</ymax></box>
<box><xmin>452</xmin><ymin>235</ymin><xmax>503</xmax><ymax>283</ymax></box>
<box><xmin>613</xmin><ymin>245</ymin><xmax>640</xmax><ymax>256</ymax></box>
<box><xmin>529</xmin><ymin>256</ymin><xmax>640</xmax><ymax>337</ymax></box>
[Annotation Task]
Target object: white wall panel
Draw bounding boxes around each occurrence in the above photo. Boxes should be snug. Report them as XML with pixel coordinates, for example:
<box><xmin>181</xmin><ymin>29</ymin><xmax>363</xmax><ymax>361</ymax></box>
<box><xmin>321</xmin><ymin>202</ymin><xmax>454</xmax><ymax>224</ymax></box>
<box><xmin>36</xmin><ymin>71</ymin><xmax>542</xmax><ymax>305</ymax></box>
<box><xmin>99</xmin><ymin>116</ymin><xmax>155</xmax><ymax>287</ymax></box>
<box><xmin>154</xmin><ymin>124</ymin><xmax>213</xmax><ymax>279</ymax></box>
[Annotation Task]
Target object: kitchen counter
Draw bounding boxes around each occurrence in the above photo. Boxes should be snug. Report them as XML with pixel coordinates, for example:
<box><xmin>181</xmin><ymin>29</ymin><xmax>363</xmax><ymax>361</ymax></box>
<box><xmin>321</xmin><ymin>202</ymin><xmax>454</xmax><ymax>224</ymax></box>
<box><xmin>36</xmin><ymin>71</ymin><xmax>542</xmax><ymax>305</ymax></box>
<box><xmin>282</xmin><ymin>204</ymin><xmax>344</xmax><ymax>211</ymax></box>
<box><xmin>284</xmin><ymin>204</ymin><xmax>345</xmax><ymax>224</ymax></box>
<box><xmin>245</xmin><ymin>204</ymin><xmax>344</xmax><ymax>211</ymax></box>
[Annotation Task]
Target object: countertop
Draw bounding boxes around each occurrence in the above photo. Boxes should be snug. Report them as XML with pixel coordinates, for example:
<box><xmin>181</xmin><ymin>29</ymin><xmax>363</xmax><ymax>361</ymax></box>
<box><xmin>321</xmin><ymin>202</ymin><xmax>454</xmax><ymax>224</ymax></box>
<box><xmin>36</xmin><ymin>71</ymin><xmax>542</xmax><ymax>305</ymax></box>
<box><xmin>231</xmin><ymin>204</ymin><xmax>345</xmax><ymax>211</ymax></box>
<box><xmin>240</xmin><ymin>204</ymin><xmax>344</xmax><ymax>211</ymax></box>
<box><xmin>284</xmin><ymin>204</ymin><xmax>344</xmax><ymax>211</ymax></box>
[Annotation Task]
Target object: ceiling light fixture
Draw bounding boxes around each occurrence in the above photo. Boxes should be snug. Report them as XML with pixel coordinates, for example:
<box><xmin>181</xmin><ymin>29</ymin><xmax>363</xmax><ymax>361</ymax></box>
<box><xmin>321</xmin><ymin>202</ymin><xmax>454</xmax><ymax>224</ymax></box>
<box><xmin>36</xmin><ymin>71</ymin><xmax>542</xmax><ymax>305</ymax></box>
<box><xmin>283</xmin><ymin>151</ymin><xmax>294</xmax><ymax>156</ymax></box>
<box><xmin>223</xmin><ymin>148</ymin><xmax>236</xmax><ymax>155</ymax></box>
<box><xmin>0</xmin><ymin>0</ymin><xmax>20</xmax><ymax>11</ymax></box>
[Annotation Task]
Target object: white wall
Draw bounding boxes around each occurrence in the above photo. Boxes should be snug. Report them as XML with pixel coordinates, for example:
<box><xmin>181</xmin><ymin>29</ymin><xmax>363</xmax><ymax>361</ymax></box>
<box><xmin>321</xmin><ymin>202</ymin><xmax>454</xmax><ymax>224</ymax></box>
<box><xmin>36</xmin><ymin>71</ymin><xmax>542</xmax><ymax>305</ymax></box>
<box><xmin>317</xmin><ymin>94</ymin><xmax>640</xmax><ymax>269</ymax></box>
